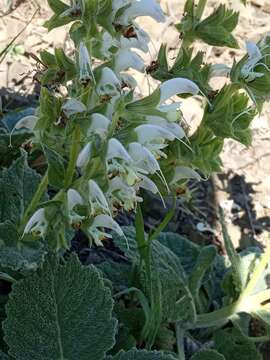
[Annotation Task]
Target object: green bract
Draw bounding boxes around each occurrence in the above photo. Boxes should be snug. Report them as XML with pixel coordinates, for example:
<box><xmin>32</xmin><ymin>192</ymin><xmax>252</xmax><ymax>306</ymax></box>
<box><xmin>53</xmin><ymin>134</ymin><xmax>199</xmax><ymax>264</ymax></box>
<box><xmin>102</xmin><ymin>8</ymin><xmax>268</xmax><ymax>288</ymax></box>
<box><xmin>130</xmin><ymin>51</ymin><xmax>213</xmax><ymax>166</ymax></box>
<box><xmin>0</xmin><ymin>0</ymin><xmax>270</xmax><ymax>359</ymax></box>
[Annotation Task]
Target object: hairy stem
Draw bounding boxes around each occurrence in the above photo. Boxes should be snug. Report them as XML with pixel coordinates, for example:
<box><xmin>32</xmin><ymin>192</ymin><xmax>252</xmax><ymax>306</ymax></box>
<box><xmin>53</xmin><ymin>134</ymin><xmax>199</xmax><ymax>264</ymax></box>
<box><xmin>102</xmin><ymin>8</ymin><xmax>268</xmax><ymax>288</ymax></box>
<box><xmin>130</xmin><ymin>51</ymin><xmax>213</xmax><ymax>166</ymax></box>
<box><xmin>176</xmin><ymin>323</ymin><xmax>185</xmax><ymax>360</ymax></box>
<box><xmin>64</xmin><ymin>125</ymin><xmax>81</xmax><ymax>189</ymax></box>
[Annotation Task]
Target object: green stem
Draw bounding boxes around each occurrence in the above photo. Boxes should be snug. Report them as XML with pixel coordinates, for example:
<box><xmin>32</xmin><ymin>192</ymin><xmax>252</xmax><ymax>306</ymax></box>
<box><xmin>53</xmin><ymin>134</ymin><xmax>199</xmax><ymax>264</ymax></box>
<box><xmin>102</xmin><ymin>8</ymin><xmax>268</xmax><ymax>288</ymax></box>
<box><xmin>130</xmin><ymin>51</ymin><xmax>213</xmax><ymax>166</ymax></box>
<box><xmin>241</xmin><ymin>245</ymin><xmax>270</xmax><ymax>298</ymax></box>
<box><xmin>64</xmin><ymin>125</ymin><xmax>81</xmax><ymax>189</ymax></box>
<box><xmin>195</xmin><ymin>0</ymin><xmax>207</xmax><ymax>20</ymax></box>
<box><xmin>108</xmin><ymin>111</ymin><xmax>119</xmax><ymax>138</ymax></box>
<box><xmin>176</xmin><ymin>323</ymin><xmax>185</xmax><ymax>360</ymax></box>
<box><xmin>192</xmin><ymin>302</ymin><xmax>238</xmax><ymax>329</ymax></box>
<box><xmin>20</xmin><ymin>170</ymin><xmax>48</xmax><ymax>232</ymax></box>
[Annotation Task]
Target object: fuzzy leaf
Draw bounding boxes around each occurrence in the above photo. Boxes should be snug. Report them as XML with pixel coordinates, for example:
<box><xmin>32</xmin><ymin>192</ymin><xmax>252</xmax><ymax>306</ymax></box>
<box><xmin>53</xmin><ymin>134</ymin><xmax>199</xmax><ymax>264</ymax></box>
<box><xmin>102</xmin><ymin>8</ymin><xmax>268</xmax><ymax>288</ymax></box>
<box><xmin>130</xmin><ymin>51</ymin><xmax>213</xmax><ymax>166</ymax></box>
<box><xmin>0</xmin><ymin>152</ymin><xmax>45</xmax><ymax>225</ymax></box>
<box><xmin>3</xmin><ymin>254</ymin><xmax>117</xmax><ymax>360</ymax></box>
<box><xmin>214</xmin><ymin>328</ymin><xmax>262</xmax><ymax>360</ymax></box>
<box><xmin>0</xmin><ymin>221</ymin><xmax>45</xmax><ymax>272</ymax></box>
<box><xmin>108</xmin><ymin>349</ymin><xmax>175</xmax><ymax>360</ymax></box>
<box><xmin>157</xmin><ymin>232</ymin><xmax>200</xmax><ymax>274</ymax></box>
<box><xmin>113</xmin><ymin>227</ymin><xmax>196</xmax><ymax>324</ymax></box>
<box><xmin>0</xmin><ymin>351</ymin><xmax>11</xmax><ymax>360</ymax></box>
<box><xmin>43</xmin><ymin>146</ymin><xmax>67</xmax><ymax>189</ymax></box>
<box><xmin>191</xmin><ymin>349</ymin><xmax>225</xmax><ymax>360</ymax></box>
<box><xmin>188</xmin><ymin>245</ymin><xmax>217</xmax><ymax>298</ymax></box>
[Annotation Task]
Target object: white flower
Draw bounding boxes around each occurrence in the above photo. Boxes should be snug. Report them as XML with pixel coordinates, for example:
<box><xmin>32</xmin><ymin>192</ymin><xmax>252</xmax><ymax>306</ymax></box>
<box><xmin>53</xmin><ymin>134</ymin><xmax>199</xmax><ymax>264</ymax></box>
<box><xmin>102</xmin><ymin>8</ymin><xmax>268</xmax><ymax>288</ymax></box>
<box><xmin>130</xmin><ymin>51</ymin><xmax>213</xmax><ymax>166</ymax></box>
<box><xmin>146</xmin><ymin>116</ymin><xmax>185</xmax><ymax>140</ymax></box>
<box><xmin>97</xmin><ymin>67</ymin><xmax>121</xmax><ymax>96</ymax></box>
<box><xmin>114</xmin><ymin>48</ymin><xmax>145</xmax><ymax>73</ymax></box>
<box><xmin>117</xmin><ymin>0</ymin><xmax>166</xmax><ymax>25</ymax></box>
<box><xmin>112</xmin><ymin>0</ymin><xmax>131</xmax><ymax>17</ymax></box>
<box><xmin>159</xmin><ymin>78</ymin><xmax>199</xmax><ymax>103</ymax></box>
<box><xmin>120</xmin><ymin>73</ymin><xmax>137</xmax><ymax>89</ymax></box>
<box><xmin>241</xmin><ymin>41</ymin><xmax>265</xmax><ymax>81</ymax></box>
<box><xmin>99</xmin><ymin>32</ymin><xmax>118</xmax><ymax>59</ymax></box>
<box><xmin>120</xmin><ymin>26</ymin><xmax>150</xmax><ymax>53</ymax></box>
<box><xmin>87</xmin><ymin>113</ymin><xmax>110</xmax><ymax>136</ymax></box>
<box><xmin>137</xmin><ymin>174</ymin><xmax>165</xmax><ymax>207</ymax></box>
<box><xmin>79</xmin><ymin>42</ymin><xmax>94</xmax><ymax>83</ymax></box>
<box><xmin>88</xmin><ymin>179</ymin><xmax>111</xmax><ymax>215</ymax></box>
<box><xmin>87</xmin><ymin>214</ymin><xmax>124</xmax><ymax>246</ymax></box>
<box><xmin>171</xmin><ymin>166</ymin><xmax>201</xmax><ymax>184</ymax></box>
<box><xmin>106</xmin><ymin>138</ymin><xmax>132</xmax><ymax>162</ymax></box>
<box><xmin>62</xmin><ymin>99</ymin><xmax>86</xmax><ymax>117</ymax></box>
<box><xmin>76</xmin><ymin>143</ymin><xmax>92</xmax><ymax>169</ymax></box>
<box><xmin>128</xmin><ymin>142</ymin><xmax>160</xmax><ymax>174</ymax></box>
<box><xmin>134</xmin><ymin>124</ymin><xmax>176</xmax><ymax>158</ymax></box>
<box><xmin>67</xmin><ymin>189</ymin><xmax>85</xmax><ymax>226</ymax></box>
<box><xmin>23</xmin><ymin>208</ymin><xmax>48</xmax><ymax>238</ymax></box>
<box><xmin>108</xmin><ymin>176</ymin><xmax>143</xmax><ymax>211</ymax></box>
<box><xmin>13</xmin><ymin>115</ymin><xmax>38</xmax><ymax>131</ymax></box>
<box><xmin>158</xmin><ymin>102</ymin><xmax>181</xmax><ymax>122</ymax></box>
<box><xmin>128</xmin><ymin>141</ymin><xmax>169</xmax><ymax>192</ymax></box>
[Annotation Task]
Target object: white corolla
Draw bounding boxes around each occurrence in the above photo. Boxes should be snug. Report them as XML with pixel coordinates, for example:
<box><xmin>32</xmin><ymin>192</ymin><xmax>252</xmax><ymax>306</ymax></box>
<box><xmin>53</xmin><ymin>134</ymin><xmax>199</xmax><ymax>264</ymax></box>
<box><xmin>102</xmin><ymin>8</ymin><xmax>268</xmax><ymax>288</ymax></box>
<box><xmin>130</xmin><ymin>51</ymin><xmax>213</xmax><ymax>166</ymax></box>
<box><xmin>67</xmin><ymin>189</ymin><xmax>85</xmax><ymax>226</ymax></box>
<box><xmin>88</xmin><ymin>179</ymin><xmax>111</xmax><ymax>216</ymax></box>
<box><xmin>116</xmin><ymin>0</ymin><xmax>166</xmax><ymax>25</ymax></box>
<box><xmin>87</xmin><ymin>214</ymin><xmax>125</xmax><ymax>246</ymax></box>
<box><xmin>23</xmin><ymin>208</ymin><xmax>48</xmax><ymax>238</ymax></box>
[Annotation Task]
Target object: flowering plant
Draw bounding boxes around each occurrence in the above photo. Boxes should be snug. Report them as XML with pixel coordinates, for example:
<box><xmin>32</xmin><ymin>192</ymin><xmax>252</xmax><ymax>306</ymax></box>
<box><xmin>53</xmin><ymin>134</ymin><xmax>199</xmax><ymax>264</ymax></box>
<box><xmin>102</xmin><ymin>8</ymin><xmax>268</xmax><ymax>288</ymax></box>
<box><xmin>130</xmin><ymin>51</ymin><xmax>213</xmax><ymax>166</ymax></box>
<box><xmin>1</xmin><ymin>0</ymin><xmax>270</xmax><ymax>359</ymax></box>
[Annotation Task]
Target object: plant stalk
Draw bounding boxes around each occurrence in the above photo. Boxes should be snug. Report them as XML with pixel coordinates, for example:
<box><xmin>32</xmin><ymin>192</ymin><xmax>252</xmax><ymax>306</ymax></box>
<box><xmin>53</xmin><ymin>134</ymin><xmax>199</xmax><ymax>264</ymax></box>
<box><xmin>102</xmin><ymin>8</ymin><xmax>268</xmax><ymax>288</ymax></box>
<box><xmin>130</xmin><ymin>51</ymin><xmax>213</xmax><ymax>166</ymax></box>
<box><xmin>176</xmin><ymin>323</ymin><xmax>185</xmax><ymax>360</ymax></box>
<box><xmin>64</xmin><ymin>124</ymin><xmax>81</xmax><ymax>189</ymax></box>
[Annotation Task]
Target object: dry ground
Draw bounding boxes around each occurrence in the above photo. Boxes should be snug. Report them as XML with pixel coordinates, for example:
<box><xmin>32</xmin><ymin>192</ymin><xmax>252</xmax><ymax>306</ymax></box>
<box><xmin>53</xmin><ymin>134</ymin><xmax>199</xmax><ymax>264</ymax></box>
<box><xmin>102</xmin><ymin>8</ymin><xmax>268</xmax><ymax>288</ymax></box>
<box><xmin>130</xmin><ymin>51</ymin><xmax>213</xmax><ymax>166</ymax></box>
<box><xmin>0</xmin><ymin>0</ymin><xmax>269</xmax><ymax>248</ymax></box>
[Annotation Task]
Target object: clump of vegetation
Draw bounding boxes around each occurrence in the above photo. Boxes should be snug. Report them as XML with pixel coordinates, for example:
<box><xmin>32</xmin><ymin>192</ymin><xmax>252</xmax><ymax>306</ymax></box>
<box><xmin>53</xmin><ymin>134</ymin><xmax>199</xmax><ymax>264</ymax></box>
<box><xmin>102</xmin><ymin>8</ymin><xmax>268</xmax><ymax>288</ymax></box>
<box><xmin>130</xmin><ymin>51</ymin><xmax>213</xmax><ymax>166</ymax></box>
<box><xmin>0</xmin><ymin>0</ymin><xmax>270</xmax><ymax>359</ymax></box>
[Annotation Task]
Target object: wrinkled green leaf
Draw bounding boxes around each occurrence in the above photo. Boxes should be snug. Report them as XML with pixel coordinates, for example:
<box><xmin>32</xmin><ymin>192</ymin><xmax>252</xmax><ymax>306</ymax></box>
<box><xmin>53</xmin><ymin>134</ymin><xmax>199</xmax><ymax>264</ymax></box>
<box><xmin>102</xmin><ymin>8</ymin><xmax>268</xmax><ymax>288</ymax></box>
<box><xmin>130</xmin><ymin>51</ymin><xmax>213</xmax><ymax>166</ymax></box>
<box><xmin>43</xmin><ymin>146</ymin><xmax>67</xmax><ymax>189</ymax></box>
<box><xmin>0</xmin><ymin>351</ymin><xmax>11</xmax><ymax>360</ymax></box>
<box><xmin>108</xmin><ymin>349</ymin><xmax>175</xmax><ymax>360</ymax></box>
<box><xmin>214</xmin><ymin>327</ymin><xmax>262</xmax><ymax>360</ymax></box>
<box><xmin>188</xmin><ymin>245</ymin><xmax>217</xmax><ymax>298</ymax></box>
<box><xmin>4</xmin><ymin>254</ymin><xmax>117</xmax><ymax>360</ymax></box>
<box><xmin>191</xmin><ymin>349</ymin><xmax>225</xmax><ymax>360</ymax></box>
<box><xmin>0</xmin><ymin>221</ymin><xmax>45</xmax><ymax>272</ymax></box>
<box><xmin>0</xmin><ymin>152</ymin><xmax>45</xmax><ymax>225</ymax></box>
<box><xmin>157</xmin><ymin>232</ymin><xmax>200</xmax><ymax>274</ymax></box>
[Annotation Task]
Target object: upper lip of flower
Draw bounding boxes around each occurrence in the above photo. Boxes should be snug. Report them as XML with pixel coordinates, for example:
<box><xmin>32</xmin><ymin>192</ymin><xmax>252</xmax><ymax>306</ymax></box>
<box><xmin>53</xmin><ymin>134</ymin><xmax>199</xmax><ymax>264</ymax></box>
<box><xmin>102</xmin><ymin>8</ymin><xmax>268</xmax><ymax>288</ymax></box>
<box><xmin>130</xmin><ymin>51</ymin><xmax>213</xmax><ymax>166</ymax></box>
<box><xmin>76</xmin><ymin>143</ymin><xmax>92</xmax><ymax>169</ymax></box>
<box><xmin>106</xmin><ymin>138</ymin><xmax>132</xmax><ymax>162</ymax></box>
<box><xmin>159</xmin><ymin>78</ymin><xmax>200</xmax><ymax>103</ymax></box>
<box><xmin>79</xmin><ymin>42</ymin><xmax>94</xmax><ymax>82</ymax></box>
<box><xmin>88</xmin><ymin>179</ymin><xmax>111</xmax><ymax>215</ymax></box>
<box><xmin>117</xmin><ymin>0</ymin><xmax>166</xmax><ymax>25</ymax></box>
<box><xmin>23</xmin><ymin>208</ymin><xmax>48</xmax><ymax>238</ymax></box>
<box><xmin>62</xmin><ymin>99</ymin><xmax>87</xmax><ymax>117</ymax></box>
<box><xmin>114</xmin><ymin>48</ymin><xmax>145</xmax><ymax>73</ymax></box>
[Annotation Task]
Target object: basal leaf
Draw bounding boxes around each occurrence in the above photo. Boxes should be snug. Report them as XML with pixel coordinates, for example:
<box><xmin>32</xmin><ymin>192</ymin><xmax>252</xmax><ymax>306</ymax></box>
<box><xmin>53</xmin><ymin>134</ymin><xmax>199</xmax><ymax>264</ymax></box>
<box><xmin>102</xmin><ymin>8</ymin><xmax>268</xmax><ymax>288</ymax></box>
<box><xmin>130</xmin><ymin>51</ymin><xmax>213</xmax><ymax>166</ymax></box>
<box><xmin>0</xmin><ymin>152</ymin><xmax>44</xmax><ymax>225</ymax></box>
<box><xmin>0</xmin><ymin>221</ymin><xmax>45</xmax><ymax>272</ymax></box>
<box><xmin>0</xmin><ymin>351</ymin><xmax>11</xmax><ymax>360</ymax></box>
<box><xmin>214</xmin><ymin>327</ymin><xmax>262</xmax><ymax>360</ymax></box>
<box><xmin>191</xmin><ymin>349</ymin><xmax>225</xmax><ymax>360</ymax></box>
<box><xmin>157</xmin><ymin>232</ymin><xmax>200</xmax><ymax>274</ymax></box>
<box><xmin>108</xmin><ymin>349</ymin><xmax>175</xmax><ymax>360</ymax></box>
<box><xmin>3</xmin><ymin>254</ymin><xmax>117</xmax><ymax>360</ymax></box>
<box><xmin>188</xmin><ymin>245</ymin><xmax>217</xmax><ymax>299</ymax></box>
